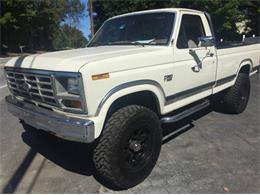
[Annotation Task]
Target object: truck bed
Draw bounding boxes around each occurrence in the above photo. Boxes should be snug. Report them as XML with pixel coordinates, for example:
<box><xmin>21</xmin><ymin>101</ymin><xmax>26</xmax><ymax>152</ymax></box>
<box><xmin>216</xmin><ymin>37</ymin><xmax>260</xmax><ymax>49</ymax></box>
<box><xmin>215</xmin><ymin>42</ymin><xmax>259</xmax><ymax>86</ymax></box>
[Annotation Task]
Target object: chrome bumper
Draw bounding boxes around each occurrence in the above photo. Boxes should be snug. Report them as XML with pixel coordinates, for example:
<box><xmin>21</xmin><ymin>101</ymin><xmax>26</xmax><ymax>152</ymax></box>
<box><xmin>5</xmin><ymin>95</ymin><xmax>95</xmax><ymax>143</ymax></box>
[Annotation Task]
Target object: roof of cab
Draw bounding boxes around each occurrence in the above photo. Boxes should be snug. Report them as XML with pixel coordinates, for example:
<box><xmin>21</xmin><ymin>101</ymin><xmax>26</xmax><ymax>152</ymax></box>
<box><xmin>110</xmin><ymin>8</ymin><xmax>204</xmax><ymax>19</ymax></box>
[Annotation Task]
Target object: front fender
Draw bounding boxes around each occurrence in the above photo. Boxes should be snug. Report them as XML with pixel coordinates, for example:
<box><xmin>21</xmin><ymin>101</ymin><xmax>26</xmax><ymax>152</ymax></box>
<box><xmin>93</xmin><ymin>80</ymin><xmax>165</xmax><ymax>138</ymax></box>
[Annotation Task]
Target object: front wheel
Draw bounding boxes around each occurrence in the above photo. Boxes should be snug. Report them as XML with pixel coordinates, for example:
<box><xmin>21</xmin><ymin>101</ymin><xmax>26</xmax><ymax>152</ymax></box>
<box><xmin>222</xmin><ymin>73</ymin><xmax>250</xmax><ymax>114</ymax></box>
<box><xmin>93</xmin><ymin>105</ymin><xmax>162</xmax><ymax>190</ymax></box>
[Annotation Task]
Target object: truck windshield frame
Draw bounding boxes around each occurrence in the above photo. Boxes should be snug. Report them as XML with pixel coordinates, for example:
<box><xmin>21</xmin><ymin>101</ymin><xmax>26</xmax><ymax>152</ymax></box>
<box><xmin>88</xmin><ymin>12</ymin><xmax>175</xmax><ymax>47</ymax></box>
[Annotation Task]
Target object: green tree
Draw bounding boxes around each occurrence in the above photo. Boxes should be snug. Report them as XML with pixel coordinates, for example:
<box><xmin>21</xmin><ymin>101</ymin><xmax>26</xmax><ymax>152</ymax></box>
<box><xmin>92</xmin><ymin>0</ymin><xmax>176</xmax><ymax>32</ymax></box>
<box><xmin>92</xmin><ymin>0</ymin><xmax>259</xmax><ymax>41</ymax></box>
<box><xmin>242</xmin><ymin>0</ymin><xmax>260</xmax><ymax>36</ymax></box>
<box><xmin>53</xmin><ymin>24</ymin><xmax>88</xmax><ymax>50</ymax></box>
<box><xmin>0</xmin><ymin>0</ymin><xmax>85</xmax><ymax>54</ymax></box>
<box><xmin>173</xmin><ymin>0</ymin><xmax>259</xmax><ymax>40</ymax></box>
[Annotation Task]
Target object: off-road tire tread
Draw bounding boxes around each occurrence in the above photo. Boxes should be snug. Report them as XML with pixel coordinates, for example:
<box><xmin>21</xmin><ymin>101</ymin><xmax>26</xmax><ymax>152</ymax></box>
<box><xmin>93</xmin><ymin>105</ymin><xmax>161</xmax><ymax>189</ymax></box>
<box><xmin>222</xmin><ymin>73</ymin><xmax>250</xmax><ymax>114</ymax></box>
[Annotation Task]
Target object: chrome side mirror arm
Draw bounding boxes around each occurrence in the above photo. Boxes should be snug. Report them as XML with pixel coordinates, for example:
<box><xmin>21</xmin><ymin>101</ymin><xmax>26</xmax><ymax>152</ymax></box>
<box><xmin>198</xmin><ymin>36</ymin><xmax>215</xmax><ymax>47</ymax></box>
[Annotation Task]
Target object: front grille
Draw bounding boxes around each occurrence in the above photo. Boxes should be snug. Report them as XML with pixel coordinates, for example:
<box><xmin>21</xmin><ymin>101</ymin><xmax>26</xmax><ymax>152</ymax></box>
<box><xmin>5</xmin><ymin>70</ymin><xmax>58</xmax><ymax>107</ymax></box>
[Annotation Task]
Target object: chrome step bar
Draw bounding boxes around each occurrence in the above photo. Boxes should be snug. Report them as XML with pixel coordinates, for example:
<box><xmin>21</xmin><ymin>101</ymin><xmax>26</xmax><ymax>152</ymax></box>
<box><xmin>161</xmin><ymin>100</ymin><xmax>210</xmax><ymax>123</ymax></box>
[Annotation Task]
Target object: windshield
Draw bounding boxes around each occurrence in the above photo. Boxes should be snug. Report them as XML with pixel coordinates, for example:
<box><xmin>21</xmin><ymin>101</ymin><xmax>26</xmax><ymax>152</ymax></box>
<box><xmin>88</xmin><ymin>12</ymin><xmax>175</xmax><ymax>47</ymax></box>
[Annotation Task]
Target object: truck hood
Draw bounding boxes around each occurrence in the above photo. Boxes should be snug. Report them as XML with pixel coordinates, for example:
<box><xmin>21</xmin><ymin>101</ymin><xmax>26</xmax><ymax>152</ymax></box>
<box><xmin>5</xmin><ymin>46</ymin><xmax>162</xmax><ymax>72</ymax></box>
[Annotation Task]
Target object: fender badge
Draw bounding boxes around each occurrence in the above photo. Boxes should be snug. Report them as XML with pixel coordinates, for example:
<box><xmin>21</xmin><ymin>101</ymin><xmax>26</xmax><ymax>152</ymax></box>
<box><xmin>164</xmin><ymin>74</ymin><xmax>173</xmax><ymax>82</ymax></box>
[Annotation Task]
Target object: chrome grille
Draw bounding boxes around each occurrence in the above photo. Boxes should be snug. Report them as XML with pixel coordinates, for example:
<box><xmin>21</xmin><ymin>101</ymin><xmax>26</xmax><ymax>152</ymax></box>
<box><xmin>5</xmin><ymin>70</ymin><xmax>58</xmax><ymax>106</ymax></box>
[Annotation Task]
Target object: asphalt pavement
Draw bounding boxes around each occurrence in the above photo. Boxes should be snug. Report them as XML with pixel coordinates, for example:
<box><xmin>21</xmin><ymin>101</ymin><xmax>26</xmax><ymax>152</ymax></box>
<box><xmin>0</xmin><ymin>67</ymin><xmax>259</xmax><ymax>193</ymax></box>
<box><xmin>0</xmin><ymin>67</ymin><xmax>7</xmax><ymax>89</ymax></box>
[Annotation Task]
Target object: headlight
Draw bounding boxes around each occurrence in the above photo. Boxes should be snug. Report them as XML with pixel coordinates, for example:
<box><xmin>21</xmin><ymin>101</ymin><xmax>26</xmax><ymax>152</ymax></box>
<box><xmin>67</xmin><ymin>77</ymin><xmax>80</xmax><ymax>95</ymax></box>
<box><xmin>53</xmin><ymin>72</ymin><xmax>86</xmax><ymax>113</ymax></box>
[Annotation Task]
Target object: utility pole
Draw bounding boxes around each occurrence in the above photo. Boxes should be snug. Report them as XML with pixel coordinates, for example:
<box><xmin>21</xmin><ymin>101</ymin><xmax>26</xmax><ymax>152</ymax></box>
<box><xmin>88</xmin><ymin>0</ymin><xmax>94</xmax><ymax>37</ymax></box>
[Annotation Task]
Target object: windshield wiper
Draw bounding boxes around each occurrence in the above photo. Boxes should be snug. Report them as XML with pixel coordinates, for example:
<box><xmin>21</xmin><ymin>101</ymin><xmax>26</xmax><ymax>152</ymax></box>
<box><xmin>131</xmin><ymin>39</ymin><xmax>155</xmax><ymax>47</ymax></box>
<box><xmin>107</xmin><ymin>39</ymin><xmax>155</xmax><ymax>47</ymax></box>
<box><xmin>88</xmin><ymin>43</ymin><xmax>103</xmax><ymax>47</ymax></box>
<box><xmin>90</xmin><ymin>39</ymin><xmax>156</xmax><ymax>47</ymax></box>
<box><xmin>107</xmin><ymin>41</ymin><xmax>133</xmax><ymax>45</ymax></box>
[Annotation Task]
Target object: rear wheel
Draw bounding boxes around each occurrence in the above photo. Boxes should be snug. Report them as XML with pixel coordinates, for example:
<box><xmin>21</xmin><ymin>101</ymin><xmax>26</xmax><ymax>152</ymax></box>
<box><xmin>222</xmin><ymin>73</ymin><xmax>250</xmax><ymax>114</ymax></box>
<box><xmin>93</xmin><ymin>105</ymin><xmax>162</xmax><ymax>190</ymax></box>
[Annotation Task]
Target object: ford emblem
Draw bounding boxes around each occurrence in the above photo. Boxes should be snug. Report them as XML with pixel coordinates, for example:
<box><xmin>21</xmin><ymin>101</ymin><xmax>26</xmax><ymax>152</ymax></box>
<box><xmin>22</xmin><ymin>82</ymin><xmax>32</xmax><ymax>92</ymax></box>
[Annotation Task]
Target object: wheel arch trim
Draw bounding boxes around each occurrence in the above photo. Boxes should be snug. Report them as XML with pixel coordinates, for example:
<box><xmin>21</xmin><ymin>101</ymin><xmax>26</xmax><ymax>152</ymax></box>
<box><xmin>237</xmin><ymin>58</ymin><xmax>253</xmax><ymax>75</ymax></box>
<box><xmin>95</xmin><ymin>80</ymin><xmax>166</xmax><ymax>116</ymax></box>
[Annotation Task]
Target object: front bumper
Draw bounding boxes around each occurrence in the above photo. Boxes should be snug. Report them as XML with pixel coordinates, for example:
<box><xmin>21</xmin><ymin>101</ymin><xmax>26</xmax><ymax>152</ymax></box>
<box><xmin>5</xmin><ymin>95</ymin><xmax>95</xmax><ymax>143</ymax></box>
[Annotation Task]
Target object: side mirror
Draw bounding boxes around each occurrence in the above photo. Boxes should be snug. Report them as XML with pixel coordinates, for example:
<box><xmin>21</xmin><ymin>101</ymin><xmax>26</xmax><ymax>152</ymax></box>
<box><xmin>198</xmin><ymin>36</ymin><xmax>215</xmax><ymax>47</ymax></box>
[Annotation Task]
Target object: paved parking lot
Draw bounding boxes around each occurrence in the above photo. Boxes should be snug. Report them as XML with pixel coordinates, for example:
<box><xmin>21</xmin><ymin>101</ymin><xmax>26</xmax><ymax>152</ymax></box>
<box><xmin>0</xmin><ymin>66</ymin><xmax>259</xmax><ymax>193</ymax></box>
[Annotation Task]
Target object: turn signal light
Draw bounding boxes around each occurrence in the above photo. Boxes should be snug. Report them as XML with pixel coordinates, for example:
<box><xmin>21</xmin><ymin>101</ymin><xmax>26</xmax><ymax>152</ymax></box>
<box><xmin>70</xmin><ymin>100</ymin><xmax>82</xmax><ymax>109</ymax></box>
<box><xmin>62</xmin><ymin>100</ymin><xmax>82</xmax><ymax>109</ymax></box>
<box><xmin>92</xmin><ymin>73</ymin><xmax>109</xmax><ymax>80</ymax></box>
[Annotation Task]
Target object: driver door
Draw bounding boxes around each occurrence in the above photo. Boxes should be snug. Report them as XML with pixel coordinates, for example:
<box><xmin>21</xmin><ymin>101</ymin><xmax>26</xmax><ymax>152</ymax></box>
<box><xmin>169</xmin><ymin>12</ymin><xmax>217</xmax><ymax>109</ymax></box>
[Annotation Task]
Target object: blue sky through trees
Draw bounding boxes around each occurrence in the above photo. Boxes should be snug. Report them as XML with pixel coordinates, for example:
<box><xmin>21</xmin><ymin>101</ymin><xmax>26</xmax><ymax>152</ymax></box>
<box><xmin>77</xmin><ymin>0</ymin><xmax>91</xmax><ymax>39</ymax></box>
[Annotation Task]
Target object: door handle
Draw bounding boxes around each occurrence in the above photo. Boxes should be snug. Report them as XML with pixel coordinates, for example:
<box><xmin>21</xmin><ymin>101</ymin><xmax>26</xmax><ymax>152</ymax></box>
<box><xmin>206</xmin><ymin>52</ymin><xmax>214</xmax><ymax>57</ymax></box>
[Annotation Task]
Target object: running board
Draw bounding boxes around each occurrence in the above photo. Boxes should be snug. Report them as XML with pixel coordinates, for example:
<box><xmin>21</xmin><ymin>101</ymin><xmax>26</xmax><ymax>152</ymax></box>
<box><xmin>161</xmin><ymin>100</ymin><xmax>210</xmax><ymax>123</ymax></box>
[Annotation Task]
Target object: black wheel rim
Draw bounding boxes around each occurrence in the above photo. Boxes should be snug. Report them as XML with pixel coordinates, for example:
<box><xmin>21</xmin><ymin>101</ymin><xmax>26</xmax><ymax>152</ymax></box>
<box><xmin>123</xmin><ymin>128</ymin><xmax>153</xmax><ymax>172</ymax></box>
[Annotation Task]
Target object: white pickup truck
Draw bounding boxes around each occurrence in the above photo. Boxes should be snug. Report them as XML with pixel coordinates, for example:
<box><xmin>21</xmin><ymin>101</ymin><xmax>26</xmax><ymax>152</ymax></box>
<box><xmin>4</xmin><ymin>8</ymin><xmax>260</xmax><ymax>189</ymax></box>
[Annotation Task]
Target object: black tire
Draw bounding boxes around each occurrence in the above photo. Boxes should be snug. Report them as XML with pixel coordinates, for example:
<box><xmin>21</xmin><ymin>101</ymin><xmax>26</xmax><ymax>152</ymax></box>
<box><xmin>93</xmin><ymin>105</ymin><xmax>162</xmax><ymax>190</ymax></box>
<box><xmin>222</xmin><ymin>73</ymin><xmax>250</xmax><ymax>114</ymax></box>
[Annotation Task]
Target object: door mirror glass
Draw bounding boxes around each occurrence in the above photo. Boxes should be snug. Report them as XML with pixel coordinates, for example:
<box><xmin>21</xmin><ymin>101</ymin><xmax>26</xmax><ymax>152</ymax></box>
<box><xmin>198</xmin><ymin>36</ymin><xmax>215</xmax><ymax>47</ymax></box>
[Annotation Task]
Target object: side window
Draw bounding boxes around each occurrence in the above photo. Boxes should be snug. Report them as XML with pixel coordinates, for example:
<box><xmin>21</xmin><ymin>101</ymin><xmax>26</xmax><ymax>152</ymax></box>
<box><xmin>177</xmin><ymin>14</ymin><xmax>205</xmax><ymax>49</ymax></box>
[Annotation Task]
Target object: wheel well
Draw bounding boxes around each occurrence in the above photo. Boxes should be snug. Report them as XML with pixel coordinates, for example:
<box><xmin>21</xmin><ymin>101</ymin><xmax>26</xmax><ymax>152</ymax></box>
<box><xmin>239</xmin><ymin>64</ymin><xmax>251</xmax><ymax>74</ymax></box>
<box><xmin>106</xmin><ymin>91</ymin><xmax>161</xmax><ymax>120</ymax></box>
